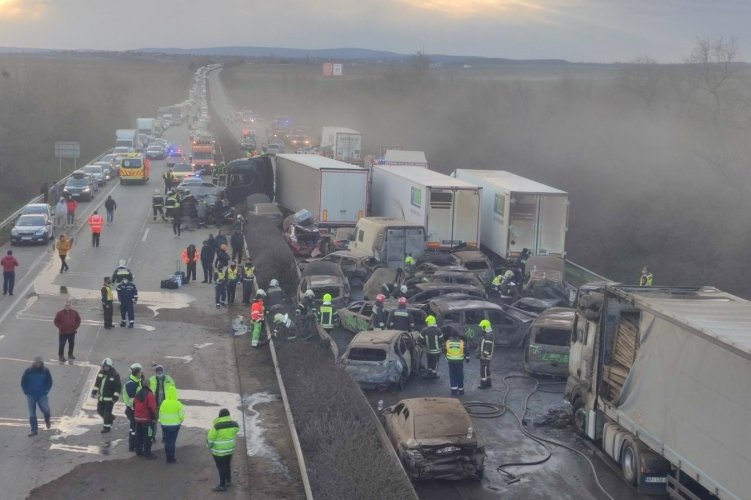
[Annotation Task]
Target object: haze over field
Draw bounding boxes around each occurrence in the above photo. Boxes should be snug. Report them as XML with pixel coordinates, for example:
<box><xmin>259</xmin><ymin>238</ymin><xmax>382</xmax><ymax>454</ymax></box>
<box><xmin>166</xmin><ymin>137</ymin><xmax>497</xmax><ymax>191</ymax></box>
<box><xmin>0</xmin><ymin>0</ymin><xmax>749</xmax><ymax>61</ymax></box>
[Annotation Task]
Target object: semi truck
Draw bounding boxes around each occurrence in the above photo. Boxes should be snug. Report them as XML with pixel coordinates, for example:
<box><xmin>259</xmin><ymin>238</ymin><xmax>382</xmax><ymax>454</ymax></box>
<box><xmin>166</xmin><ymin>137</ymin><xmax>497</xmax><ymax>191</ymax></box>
<box><xmin>348</xmin><ymin>217</ymin><xmax>426</xmax><ymax>269</ymax></box>
<box><xmin>136</xmin><ymin>118</ymin><xmax>155</xmax><ymax>137</ymax></box>
<box><xmin>274</xmin><ymin>154</ymin><xmax>368</xmax><ymax>228</ymax></box>
<box><xmin>566</xmin><ymin>284</ymin><xmax>751</xmax><ymax>499</ymax></box>
<box><xmin>115</xmin><ymin>129</ymin><xmax>136</xmax><ymax>151</ymax></box>
<box><xmin>371</xmin><ymin>165</ymin><xmax>481</xmax><ymax>250</ymax></box>
<box><xmin>452</xmin><ymin>169</ymin><xmax>568</xmax><ymax>260</ymax></box>
<box><xmin>320</xmin><ymin>126</ymin><xmax>363</xmax><ymax>164</ymax></box>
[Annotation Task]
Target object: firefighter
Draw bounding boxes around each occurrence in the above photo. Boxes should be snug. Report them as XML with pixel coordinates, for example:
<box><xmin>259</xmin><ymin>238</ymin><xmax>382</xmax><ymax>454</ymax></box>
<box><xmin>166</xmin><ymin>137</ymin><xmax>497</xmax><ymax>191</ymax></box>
<box><xmin>165</xmin><ymin>190</ymin><xmax>179</xmax><ymax>219</ymax></box>
<box><xmin>101</xmin><ymin>276</ymin><xmax>114</xmax><ymax>329</ymax></box>
<box><xmin>90</xmin><ymin>358</ymin><xmax>121</xmax><ymax>433</ymax></box>
<box><xmin>122</xmin><ymin>363</ymin><xmax>143</xmax><ymax>451</ymax></box>
<box><xmin>250</xmin><ymin>290</ymin><xmax>266</xmax><ymax>347</ymax></box>
<box><xmin>112</xmin><ymin>259</ymin><xmax>134</xmax><ymax>284</ymax></box>
<box><xmin>477</xmin><ymin>320</ymin><xmax>495</xmax><ymax>389</ymax></box>
<box><xmin>226</xmin><ymin>261</ymin><xmax>239</xmax><ymax>306</ymax></box>
<box><xmin>266</xmin><ymin>279</ymin><xmax>285</xmax><ymax>311</ymax></box>
<box><xmin>317</xmin><ymin>293</ymin><xmax>337</xmax><ymax>331</ymax></box>
<box><xmin>295</xmin><ymin>289</ymin><xmax>315</xmax><ymax>317</ymax></box>
<box><xmin>372</xmin><ymin>294</ymin><xmax>388</xmax><ymax>330</ymax></box>
<box><xmin>418</xmin><ymin>315</ymin><xmax>443</xmax><ymax>378</ymax></box>
<box><xmin>388</xmin><ymin>297</ymin><xmax>415</xmax><ymax>331</ymax></box>
<box><xmin>273</xmin><ymin>313</ymin><xmax>297</xmax><ymax>341</ymax></box>
<box><xmin>116</xmin><ymin>278</ymin><xmax>138</xmax><ymax>328</ymax></box>
<box><xmin>445</xmin><ymin>327</ymin><xmax>469</xmax><ymax>395</ymax></box>
<box><xmin>214</xmin><ymin>264</ymin><xmax>227</xmax><ymax>309</ymax></box>
<box><xmin>395</xmin><ymin>284</ymin><xmax>409</xmax><ymax>299</ymax></box>
<box><xmin>240</xmin><ymin>259</ymin><xmax>255</xmax><ymax>306</ymax></box>
<box><xmin>152</xmin><ymin>189</ymin><xmax>167</xmax><ymax>221</ymax></box>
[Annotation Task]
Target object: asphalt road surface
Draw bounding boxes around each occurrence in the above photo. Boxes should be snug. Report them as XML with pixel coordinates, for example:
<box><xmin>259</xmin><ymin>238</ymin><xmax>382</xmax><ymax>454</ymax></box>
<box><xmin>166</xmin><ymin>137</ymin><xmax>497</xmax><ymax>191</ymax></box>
<box><xmin>0</xmin><ymin>119</ymin><xmax>300</xmax><ymax>499</ymax></box>
<box><xmin>209</xmin><ymin>67</ymin><xmax>644</xmax><ymax>500</ymax></box>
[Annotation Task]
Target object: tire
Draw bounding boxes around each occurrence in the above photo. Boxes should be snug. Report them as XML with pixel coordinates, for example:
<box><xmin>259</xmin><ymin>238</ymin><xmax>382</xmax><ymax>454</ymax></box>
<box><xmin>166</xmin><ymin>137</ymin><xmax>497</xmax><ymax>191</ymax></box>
<box><xmin>572</xmin><ymin>397</ymin><xmax>587</xmax><ymax>436</ymax></box>
<box><xmin>620</xmin><ymin>439</ymin><xmax>640</xmax><ymax>486</ymax></box>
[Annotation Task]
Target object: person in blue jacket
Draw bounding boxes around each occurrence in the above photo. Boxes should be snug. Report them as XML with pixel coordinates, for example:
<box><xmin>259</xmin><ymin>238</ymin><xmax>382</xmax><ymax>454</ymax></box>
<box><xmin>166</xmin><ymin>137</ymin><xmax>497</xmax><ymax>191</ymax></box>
<box><xmin>116</xmin><ymin>278</ymin><xmax>139</xmax><ymax>328</ymax></box>
<box><xmin>21</xmin><ymin>357</ymin><xmax>53</xmax><ymax>437</ymax></box>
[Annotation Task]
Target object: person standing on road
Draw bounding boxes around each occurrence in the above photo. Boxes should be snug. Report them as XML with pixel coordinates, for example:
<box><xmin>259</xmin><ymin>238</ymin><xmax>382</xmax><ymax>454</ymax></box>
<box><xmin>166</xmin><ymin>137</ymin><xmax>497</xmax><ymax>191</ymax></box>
<box><xmin>207</xmin><ymin>408</ymin><xmax>240</xmax><ymax>492</ymax></box>
<box><xmin>90</xmin><ymin>358</ymin><xmax>121</xmax><ymax>433</ymax></box>
<box><xmin>445</xmin><ymin>327</ymin><xmax>469</xmax><ymax>396</ymax></box>
<box><xmin>181</xmin><ymin>244</ymin><xmax>199</xmax><ymax>284</ymax></box>
<box><xmin>226</xmin><ymin>261</ymin><xmax>239</xmax><ymax>306</ymax></box>
<box><xmin>230</xmin><ymin>229</ymin><xmax>244</xmax><ymax>263</ymax></box>
<box><xmin>266</xmin><ymin>279</ymin><xmax>285</xmax><ymax>311</ymax></box>
<box><xmin>148</xmin><ymin>365</ymin><xmax>176</xmax><ymax>441</ymax></box>
<box><xmin>372</xmin><ymin>294</ymin><xmax>388</xmax><ymax>330</ymax></box>
<box><xmin>65</xmin><ymin>198</ymin><xmax>77</xmax><ymax>226</ymax></box>
<box><xmin>40</xmin><ymin>182</ymin><xmax>49</xmax><ymax>204</ymax></box>
<box><xmin>112</xmin><ymin>259</ymin><xmax>134</xmax><ymax>284</ymax></box>
<box><xmin>476</xmin><ymin>320</ymin><xmax>495</xmax><ymax>389</ymax></box>
<box><xmin>152</xmin><ymin>189</ymin><xmax>167</xmax><ymax>222</ymax></box>
<box><xmin>104</xmin><ymin>195</ymin><xmax>117</xmax><ymax>225</ymax></box>
<box><xmin>251</xmin><ymin>290</ymin><xmax>266</xmax><ymax>348</ymax></box>
<box><xmin>418</xmin><ymin>315</ymin><xmax>444</xmax><ymax>379</ymax></box>
<box><xmin>159</xmin><ymin>385</ymin><xmax>185</xmax><ymax>463</ymax></box>
<box><xmin>116</xmin><ymin>278</ymin><xmax>138</xmax><ymax>328</ymax></box>
<box><xmin>54</xmin><ymin>300</ymin><xmax>80</xmax><ymax>363</ymax></box>
<box><xmin>54</xmin><ymin>198</ymin><xmax>67</xmax><ymax>228</ymax></box>
<box><xmin>388</xmin><ymin>297</ymin><xmax>415</xmax><ymax>331</ymax></box>
<box><xmin>240</xmin><ymin>259</ymin><xmax>255</xmax><ymax>305</ymax></box>
<box><xmin>21</xmin><ymin>357</ymin><xmax>52</xmax><ymax>437</ymax></box>
<box><xmin>214</xmin><ymin>264</ymin><xmax>227</xmax><ymax>309</ymax></box>
<box><xmin>317</xmin><ymin>293</ymin><xmax>336</xmax><ymax>331</ymax></box>
<box><xmin>88</xmin><ymin>210</ymin><xmax>104</xmax><ymax>247</ymax></box>
<box><xmin>133</xmin><ymin>377</ymin><xmax>158</xmax><ymax>459</ymax></box>
<box><xmin>2</xmin><ymin>250</ymin><xmax>19</xmax><ymax>296</ymax></box>
<box><xmin>214</xmin><ymin>244</ymin><xmax>230</xmax><ymax>271</ymax></box>
<box><xmin>214</xmin><ymin>229</ymin><xmax>227</xmax><ymax>249</ymax></box>
<box><xmin>172</xmin><ymin>201</ymin><xmax>183</xmax><ymax>238</ymax></box>
<box><xmin>122</xmin><ymin>363</ymin><xmax>143</xmax><ymax>452</ymax></box>
<box><xmin>56</xmin><ymin>235</ymin><xmax>72</xmax><ymax>273</ymax></box>
<box><xmin>101</xmin><ymin>276</ymin><xmax>115</xmax><ymax>329</ymax></box>
<box><xmin>200</xmin><ymin>240</ymin><xmax>215</xmax><ymax>283</ymax></box>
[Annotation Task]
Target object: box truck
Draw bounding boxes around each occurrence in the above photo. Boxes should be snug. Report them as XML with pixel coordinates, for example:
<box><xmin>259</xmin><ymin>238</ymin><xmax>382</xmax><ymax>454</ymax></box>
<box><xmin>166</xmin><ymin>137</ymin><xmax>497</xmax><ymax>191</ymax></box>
<box><xmin>452</xmin><ymin>170</ymin><xmax>568</xmax><ymax>260</ymax></box>
<box><xmin>115</xmin><ymin>129</ymin><xmax>136</xmax><ymax>151</ymax></box>
<box><xmin>567</xmin><ymin>284</ymin><xmax>751</xmax><ymax>499</ymax></box>
<box><xmin>275</xmin><ymin>154</ymin><xmax>368</xmax><ymax>227</ymax></box>
<box><xmin>136</xmin><ymin>118</ymin><xmax>155</xmax><ymax>136</ymax></box>
<box><xmin>371</xmin><ymin>165</ymin><xmax>481</xmax><ymax>249</ymax></box>
<box><xmin>320</xmin><ymin>127</ymin><xmax>363</xmax><ymax>164</ymax></box>
<box><xmin>349</xmin><ymin>217</ymin><xmax>426</xmax><ymax>269</ymax></box>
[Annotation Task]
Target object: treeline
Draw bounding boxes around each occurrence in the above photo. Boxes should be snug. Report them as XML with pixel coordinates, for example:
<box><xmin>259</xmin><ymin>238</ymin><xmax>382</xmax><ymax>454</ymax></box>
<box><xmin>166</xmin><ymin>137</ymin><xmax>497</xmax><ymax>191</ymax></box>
<box><xmin>0</xmin><ymin>54</ymin><xmax>192</xmax><ymax>216</ymax></box>
<box><xmin>223</xmin><ymin>37</ymin><xmax>751</xmax><ymax>296</ymax></box>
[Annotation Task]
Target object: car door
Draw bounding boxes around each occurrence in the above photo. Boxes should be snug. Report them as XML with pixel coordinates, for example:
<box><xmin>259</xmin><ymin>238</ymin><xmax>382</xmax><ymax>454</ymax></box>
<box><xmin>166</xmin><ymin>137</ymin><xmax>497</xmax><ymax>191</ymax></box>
<box><xmin>340</xmin><ymin>301</ymin><xmax>366</xmax><ymax>333</ymax></box>
<box><xmin>397</xmin><ymin>333</ymin><xmax>413</xmax><ymax>375</ymax></box>
<box><xmin>487</xmin><ymin>310</ymin><xmax>522</xmax><ymax>346</ymax></box>
<box><xmin>462</xmin><ymin>309</ymin><xmax>486</xmax><ymax>347</ymax></box>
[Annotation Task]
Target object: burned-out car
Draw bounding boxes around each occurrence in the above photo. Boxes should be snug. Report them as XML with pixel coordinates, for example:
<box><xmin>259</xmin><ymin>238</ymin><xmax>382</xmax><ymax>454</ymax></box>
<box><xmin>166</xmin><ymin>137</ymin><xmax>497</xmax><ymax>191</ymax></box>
<box><xmin>523</xmin><ymin>307</ymin><xmax>574</xmax><ymax>377</ymax></box>
<box><xmin>340</xmin><ymin>329</ymin><xmax>422</xmax><ymax>390</ymax></box>
<box><xmin>523</xmin><ymin>269</ymin><xmax>575</xmax><ymax>307</ymax></box>
<box><xmin>283</xmin><ymin>209</ymin><xmax>321</xmax><ymax>257</ymax></box>
<box><xmin>449</xmin><ymin>250</ymin><xmax>494</xmax><ymax>286</ymax></box>
<box><xmin>298</xmin><ymin>261</ymin><xmax>350</xmax><ymax>308</ymax></box>
<box><xmin>383</xmin><ymin>397</ymin><xmax>485</xmax><ymax>481</ymax></box>
<box><xmin>406</xmin><ymin>283</ymin><xmax>487</xmax><ymax>306</ymax></box>
<box><xmin>337</xmin><ymin>300</ymin><xmax>427</xmax><ymax>334</ymax></box>
<box><xmin>429</xmin><ymin>298</ymin><xmax>536</xmax><ymax>347</ymax></box>
<box><xmin>405</xmin><ymin>268</ymin><xmax>485</xmax><ymax>290</ymax></box>
<box><xmin>510</xmin><ymin>297</ymin><xmax>566</xmax><ymax>316</ymax></box>
<box><xmin>299</xmin><ymin>250</ymin><xmax>381</xmax><ymax>288</ymax></box>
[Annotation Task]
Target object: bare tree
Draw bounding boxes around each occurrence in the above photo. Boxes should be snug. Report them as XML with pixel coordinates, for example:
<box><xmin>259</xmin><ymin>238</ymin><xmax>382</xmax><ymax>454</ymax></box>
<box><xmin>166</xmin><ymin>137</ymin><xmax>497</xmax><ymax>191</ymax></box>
<box><xmin>409</xmin><ymin>51</ymin><xmax>431</xmax><ymax>78</ymax></box>
<box><xmin>685</xmin><ymin>37</ymin><xmax>740</xmax><ymax>121</ymax></box>
<box><xmin>620</xmin><ymin>56</ymin><xmax>664</xmax><ymax>108</ymax></box>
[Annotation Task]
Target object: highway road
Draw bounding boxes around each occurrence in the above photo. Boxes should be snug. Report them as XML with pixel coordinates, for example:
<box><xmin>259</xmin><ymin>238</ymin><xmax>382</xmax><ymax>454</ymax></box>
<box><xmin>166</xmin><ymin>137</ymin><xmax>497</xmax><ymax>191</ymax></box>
<box><xmin>208</xmin><ymin>67</ymin><xmax>643</xmax><ymax>500</ymax></box>
<box><xmin>0</xmin><ymin>114</ymin><xmax>300</xmax><ymax>498</ymax></box>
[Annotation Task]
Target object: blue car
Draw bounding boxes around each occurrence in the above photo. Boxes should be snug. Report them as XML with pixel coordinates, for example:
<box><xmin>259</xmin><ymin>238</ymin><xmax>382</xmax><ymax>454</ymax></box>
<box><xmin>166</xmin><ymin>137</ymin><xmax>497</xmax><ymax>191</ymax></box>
<box><xmin>11</xmin><ymin>214</ymin><xmax>54</xmax><ymax>245</ymax></box>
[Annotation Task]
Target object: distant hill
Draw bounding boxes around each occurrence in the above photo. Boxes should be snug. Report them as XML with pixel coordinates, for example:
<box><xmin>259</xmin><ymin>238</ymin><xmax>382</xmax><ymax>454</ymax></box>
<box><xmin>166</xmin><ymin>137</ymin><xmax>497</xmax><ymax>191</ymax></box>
<box><xmin>134</xmin><ymin>45</ymin><xmax>571</xmax><ymax>65</ymax></box>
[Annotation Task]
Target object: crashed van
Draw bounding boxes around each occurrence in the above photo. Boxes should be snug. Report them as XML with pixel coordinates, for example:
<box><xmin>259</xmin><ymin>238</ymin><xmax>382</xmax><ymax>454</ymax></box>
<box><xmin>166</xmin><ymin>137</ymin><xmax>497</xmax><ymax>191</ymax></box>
<box><xmin>523</xmin><ymin>307</ymin><xmax>574</xmax><ymax>377</ymax></box>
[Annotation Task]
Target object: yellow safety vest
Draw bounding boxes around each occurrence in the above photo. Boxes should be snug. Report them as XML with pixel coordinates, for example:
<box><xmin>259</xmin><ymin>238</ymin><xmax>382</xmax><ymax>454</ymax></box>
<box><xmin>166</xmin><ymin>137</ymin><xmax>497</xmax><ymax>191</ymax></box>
<box><xmin>445</xmin><ymin>339</ymin><xmax>465</xmax><ymax>361</ymax></box>
<box><xmin>104</xmin><ymin>284</ymin><xmax>114</xmax><ymax>301</ymax></box>
<box><xmin>319</xmin><ymin>305</ymin><xmax>334</xmax><ymax>329</ymax></box>
<box><xmin>227</xmin><ymin>268</ymin><xmax>238</xmax><ymax>280</ymax></box>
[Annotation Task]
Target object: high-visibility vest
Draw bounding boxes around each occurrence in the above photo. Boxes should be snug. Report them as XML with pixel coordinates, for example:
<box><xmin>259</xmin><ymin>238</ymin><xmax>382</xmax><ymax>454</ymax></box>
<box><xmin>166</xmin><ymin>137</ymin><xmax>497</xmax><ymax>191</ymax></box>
<box><xmin>207</xmin><ymin>416</ymin><xmax>239</xmax><ymax>456</ymax></box>
<box><xmin>182</xmin><ymin>248</ymin><xmax>200</xmax><ymax>264</ymax></box>
<box><xmin>251</xmin><ymin>300</ymin><xmax>264</xmax><ymax>321</ymax></box>
<box><xmin>478</xmin><ymin>334</ymin><xmax>495</xmax><ymax>360</ymax></box>
<box><xmin>215</xmin><ymin>270</ymin><xmax>226</xmax><ymax>284</ymax></box>
<box><xmin>491</xmin><ymin>275</ymin><xmax>502</xmax><ymax>286</ymax></box>
<box><xmin>103</xmin><ymin>284</ymin><xmax>114</xmax><ymax>301</ymax></box>
<box><xmin>88</xmin><ymin>214</ymin><xmax>104</xmax><ymax>233</ymax></box>
<box><xmin>242</xmin><ymin>265</ymin><xmax>255</xmax><ymax>282</ymax></box>
<box><xmin>226</xmin><ymin>268</ymin><xmax>238</xmax><ymax>281</ymax></box>
<box><xmin>445</xmin><ymin>339</ymin><xmax>466</xmax><ymax>361</ymax></box>
<box><xmin>158</xmin><ymin>386</ymin><xmax>185</xmax><ymax>426</ymax></box>
<box><xmin>405</xmin><ymin>256</ymin><xmax>415</xmax><ymax>265</ymax></box>
<box><xmin>122</xmin><ymin>375</ymin><xmax>142</xmax><ymax>409</ymax></box>
<box><xmin>319</xmin><ymin>305</ymin><xmax>334</xmax><ymax>329</ymax></box>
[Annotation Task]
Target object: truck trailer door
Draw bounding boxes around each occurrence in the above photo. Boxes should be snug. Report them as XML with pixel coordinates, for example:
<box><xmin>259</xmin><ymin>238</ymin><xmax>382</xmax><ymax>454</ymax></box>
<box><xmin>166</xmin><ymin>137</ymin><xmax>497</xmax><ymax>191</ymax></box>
<box><xmin>509</xmin><ymin>194</ymin><xmax>540</xmax><ymax>255</ymax></box>
<box><xmin>539</xmin><ymin>195</ymin><xmax>568</xmax><ymax>257</ymax></box>
<box><xmin>427</xmin><ymin>190</ymin><xmax>453</xmax><ymax>246</ymax></box>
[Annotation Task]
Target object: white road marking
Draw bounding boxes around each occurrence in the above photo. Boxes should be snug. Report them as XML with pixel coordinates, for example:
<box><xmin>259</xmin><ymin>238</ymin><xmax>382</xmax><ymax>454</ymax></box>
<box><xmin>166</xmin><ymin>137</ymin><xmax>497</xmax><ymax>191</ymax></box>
<box><xmin>49</xmin><ymin>443</ymin><xmax>101</xmax><ymax>455</ymax></box>
<box><xmin>16</xmin><ymin>313</ymin><xmax>156</xmax><ymax>332</ymax></box>
<box><xmin>165</xmin><ymin>355</ymin><xmax>193</xmax><ymax>364</ymax></box>
<box><xmin>141</xmin><ymin>227</ymin><xmax>149</xmax><ymax>242</ymax></box>
<box><xmin>193</xmin><ymin>342</ymin><xmax>213</xmax><ymax>350</ymax></box>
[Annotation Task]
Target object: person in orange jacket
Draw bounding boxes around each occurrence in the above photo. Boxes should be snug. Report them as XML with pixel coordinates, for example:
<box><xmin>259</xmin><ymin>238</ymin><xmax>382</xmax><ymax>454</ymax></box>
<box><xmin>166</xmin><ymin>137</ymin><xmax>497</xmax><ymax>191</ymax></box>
<box><xmin>181</xmin><ymin>244</ymin><xmax>200</xmax><ymax>284</ymax></box>
<box><xmin>250</xmin><ymin>290</ymin><xmax>266</xmax><ymax>348</ymax></box>
<box><xmin>88</xmin><ymin>210</ymin><xmax>104</xmax><ymax>247</ymax></box>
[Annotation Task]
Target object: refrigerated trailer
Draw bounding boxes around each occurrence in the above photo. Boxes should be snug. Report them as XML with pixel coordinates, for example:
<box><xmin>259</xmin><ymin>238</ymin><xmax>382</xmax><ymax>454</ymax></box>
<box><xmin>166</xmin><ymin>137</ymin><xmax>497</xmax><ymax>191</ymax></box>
<box><xmin>320</xmin><ymin>126</ymin><xmax>363</xmax><ymax>164</ymax></box>
<box><xmin>274</xmin><ymin>154</ymin><xmax>368</xmax><ymax>227</ymax></box>
<box><xmin>566</xmin><ymin>284</ymin><xmax>751</xmax><ymax>499</ymax></box>
<box><xmin>371</xmin><ymin>165</ymin><xmax>481</xmax><ymax>249</ymax></box>
<box><xmin>452</xmin><ymin>169</ymin><xmax>568</xmax><ymax>260</ymax></box>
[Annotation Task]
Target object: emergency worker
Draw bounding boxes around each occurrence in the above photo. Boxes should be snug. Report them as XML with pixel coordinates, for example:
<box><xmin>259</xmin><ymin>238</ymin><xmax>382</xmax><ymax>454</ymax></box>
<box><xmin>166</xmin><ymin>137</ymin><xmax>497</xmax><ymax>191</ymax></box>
<box><xmin>250</xmin><ymin>290</ymin><xmax>266</xmax><ymax>347</ymax></box>
<box><xmin>90</xmin><ymin>358</ymin><xmax>121</xmax><ymax>433</ymax></box>
<box><xmin>122</xmin><ymin>363</ymin><xmax>143</xmax><ymax>451</ymax></box>
<box><xmin>317</xmin><ymin>293</ymin><xmax>337</xmax><ymax>330</ymax></box>
<box><xmin>116</xmin><ymin>278</ymin><xmax>138</xmax><ymax>328</ymax></box>
<box><xmin>100</xmin><ymin>277</ymin><xmax>115</xmax><ymax>329</ymax></box>
<box><xmin>445</xmin><ymin>328</ymin><xmax>469</xmax><ymax>395</ymax></box>
<box><xmin>418</xmin><ymin>315</ymin><xmax>444</xmax><ymax>378</ymax></box>
<box><xmin>388</xmin><ymin>297</ymin><xmax>415</xmax><ymax>331</ymax></box>
<box><xmin>476</xmin><ymin>320</ymin><xmax>495</xmax><ymax>389</ymax></box>
<box><xmin>240</xmin><ymin>259</ymin><xmax>255</xmax><ymax>305</ymax></box>
<box><xmin>372</xmin><ymin>294</ymin><xmax>388</xmax><ymax>330</ymax></box>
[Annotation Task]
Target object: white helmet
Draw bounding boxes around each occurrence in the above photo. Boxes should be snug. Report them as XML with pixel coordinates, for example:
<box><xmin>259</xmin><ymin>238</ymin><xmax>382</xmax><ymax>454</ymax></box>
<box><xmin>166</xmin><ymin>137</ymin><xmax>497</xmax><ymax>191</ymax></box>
<box><xmin>304</xmin><ymin>289</ymin><xmax>314</xmax><ymax>298</ymax></box>
<box><xmin>400</xmin><ymin>285</ymin><xmax>408</xmax><ymax>294</ymax></box>
<box><xmin>269</xmin><ymin>279</ymin><xmax>279</xmax><ymax>287</ymax></box>
<box><xmin>118</xmin><ymin>259</ymin><xmax>127</xmax><ymax>267</ymax></box>
<box><xmin>273</xmin><ymin>313</ymin><xmax>285</xmax><ymax>324</ymax></box>
<box><xmin>504</xmin><ymin>270</ymin><xmax>514</xmax><ymax>279</ymax></box>
<box><xmin>129</xmin><ymin>362</ymin><xmax>142</xmax><ymax>371</ymax></box>
<box><xmin>256</xmin><ymin>289</ymin><xmax>266</xmax><ymax>298</ymax></box>
<box><xmin>102</xmin><ymin>358</ymin><xmax>114</xmax><ymax>367</ymax></box>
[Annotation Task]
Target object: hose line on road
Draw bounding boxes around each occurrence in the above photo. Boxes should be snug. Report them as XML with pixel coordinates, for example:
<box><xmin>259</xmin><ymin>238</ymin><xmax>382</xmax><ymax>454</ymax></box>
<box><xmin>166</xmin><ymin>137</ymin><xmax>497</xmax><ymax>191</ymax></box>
<box><xmin>463</xmin><ymin>375</ymin><xmax>615</xmax><ymax>500</ymax></box>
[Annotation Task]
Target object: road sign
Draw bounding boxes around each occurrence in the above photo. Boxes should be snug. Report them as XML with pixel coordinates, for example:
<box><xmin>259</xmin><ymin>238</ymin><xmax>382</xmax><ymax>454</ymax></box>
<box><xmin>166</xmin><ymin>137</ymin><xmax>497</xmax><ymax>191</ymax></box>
<box><xmin>54</xmin><ymin>141</ymin><xmax>80</xmax><ymax>159</ymax></box>
<box><xmin>322</xmin><ymin>63</ymin><xmax>333</xmax><ymax>76</ymax></box>
<box><xmin>332</xmin><ymin>63</ymin><xmax>343</xmax><ymax>76</ymax></box>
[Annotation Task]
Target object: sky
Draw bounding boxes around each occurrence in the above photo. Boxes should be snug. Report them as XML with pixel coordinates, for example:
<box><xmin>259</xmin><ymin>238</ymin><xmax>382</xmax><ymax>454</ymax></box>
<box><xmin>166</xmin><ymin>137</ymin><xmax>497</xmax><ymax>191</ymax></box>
<box><xmin>0</xmin><ymin>0</ymin><xmax>749</xmax><ymax>62</ymax></box>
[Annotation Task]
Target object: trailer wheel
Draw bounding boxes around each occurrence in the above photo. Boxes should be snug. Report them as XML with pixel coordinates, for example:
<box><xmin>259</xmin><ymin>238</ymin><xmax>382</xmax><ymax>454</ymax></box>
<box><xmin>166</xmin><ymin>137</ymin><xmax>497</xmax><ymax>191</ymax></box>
<box><xmin>572</xmin><ymin>398</ymin><xmax>586</xmax><ymax>436</ymax></box>
<box><xmin>620</xmin><ymin>439</ymin><xmax>640</xmax><ymax>486</ymax></box>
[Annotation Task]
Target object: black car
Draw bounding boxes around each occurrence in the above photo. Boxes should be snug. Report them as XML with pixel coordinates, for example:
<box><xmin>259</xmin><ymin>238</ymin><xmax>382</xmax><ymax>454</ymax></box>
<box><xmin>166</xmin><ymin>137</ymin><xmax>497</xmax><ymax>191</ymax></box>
<box><xmin>63</xmin><ymin>171</ymin><xmax>95</xmax><ymax>201</ymax></box>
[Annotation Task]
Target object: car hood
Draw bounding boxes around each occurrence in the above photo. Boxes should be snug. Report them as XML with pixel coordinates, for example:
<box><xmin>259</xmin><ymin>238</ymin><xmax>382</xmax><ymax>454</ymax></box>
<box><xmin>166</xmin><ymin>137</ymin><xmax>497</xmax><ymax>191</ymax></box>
<box><xmin>14</xmin><ymin>224</ymin><xmax>46</xmax><ymax>232</ymax></box>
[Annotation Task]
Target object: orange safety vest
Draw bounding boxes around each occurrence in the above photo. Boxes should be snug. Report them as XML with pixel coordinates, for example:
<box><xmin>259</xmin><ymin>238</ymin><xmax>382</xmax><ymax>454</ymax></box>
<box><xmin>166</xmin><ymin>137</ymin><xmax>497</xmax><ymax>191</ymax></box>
<box><xmin>88</xmin><ymin>214</ymin><xmax>104</xmax><ymax>233</ymax></box>
<box><xmin>181</xmin><ymin>248</ymin><xmax>200</xmax><ymax>264</ymax></box>
<box><xmin>250</xmin><ymin>300</ymin><xmax>265</xmax><ymax>321</ymax></box>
